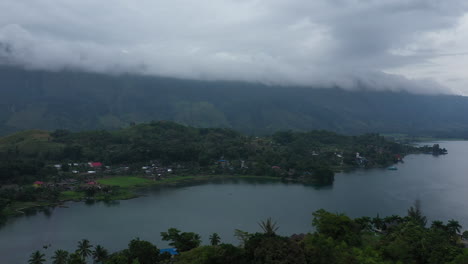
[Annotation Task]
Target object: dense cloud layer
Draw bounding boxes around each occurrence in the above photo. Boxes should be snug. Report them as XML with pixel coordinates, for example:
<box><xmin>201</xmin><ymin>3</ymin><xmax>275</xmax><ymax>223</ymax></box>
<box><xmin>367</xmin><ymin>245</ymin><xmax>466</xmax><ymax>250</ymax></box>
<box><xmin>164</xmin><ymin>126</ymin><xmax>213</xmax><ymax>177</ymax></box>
<box><xmin>0</xmin><ymin>0</ymin><xmax>467</xmax><ymax>94</ymax></box>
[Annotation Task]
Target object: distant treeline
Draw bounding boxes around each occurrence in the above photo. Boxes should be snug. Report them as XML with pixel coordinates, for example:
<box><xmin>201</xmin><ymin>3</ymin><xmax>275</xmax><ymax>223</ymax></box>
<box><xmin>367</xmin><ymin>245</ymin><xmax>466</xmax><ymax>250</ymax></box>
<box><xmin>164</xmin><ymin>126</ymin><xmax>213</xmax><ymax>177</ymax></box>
<box><xmin>0</xmin><ymin>122</ymin><xmax>417</xmax><ymax>185</ymax></box>
<box><xmin>26</xmin><ymin>204</ymin><xmax>468</xmax><ymax>264</ymax></box>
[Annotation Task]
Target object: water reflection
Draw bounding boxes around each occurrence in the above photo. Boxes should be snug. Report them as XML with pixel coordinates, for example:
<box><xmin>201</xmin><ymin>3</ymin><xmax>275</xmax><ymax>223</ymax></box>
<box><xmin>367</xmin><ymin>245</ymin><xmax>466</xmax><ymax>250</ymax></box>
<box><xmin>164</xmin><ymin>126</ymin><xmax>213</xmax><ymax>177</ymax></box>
<box><xmin>103</xmin><ymin>200</ymin><xmax>120</xmax><ymax>207</ymax></box>
<box><xmin>24</xmin><ymin>207</ymin><xmax>39</xmax><ymax>217</ymax></box>
<box><xmin>42</xmin><ymin>207</ymin><xmax>52</xmax><ymax>218</ymax></box>
<box><xmin>85</xmin><ymin>198</ymin><xmax>96</xmax><ymax>206</ymax></box>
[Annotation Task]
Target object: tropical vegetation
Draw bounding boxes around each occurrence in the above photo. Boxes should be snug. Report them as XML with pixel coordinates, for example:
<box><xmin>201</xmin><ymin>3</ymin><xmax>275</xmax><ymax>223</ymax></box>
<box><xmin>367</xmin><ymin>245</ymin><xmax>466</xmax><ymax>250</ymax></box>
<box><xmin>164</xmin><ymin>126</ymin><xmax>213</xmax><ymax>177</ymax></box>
<box><xmin>26</xmin><ymin>204</ymin><xmax>468</xmax><ymax>264</ymax></box>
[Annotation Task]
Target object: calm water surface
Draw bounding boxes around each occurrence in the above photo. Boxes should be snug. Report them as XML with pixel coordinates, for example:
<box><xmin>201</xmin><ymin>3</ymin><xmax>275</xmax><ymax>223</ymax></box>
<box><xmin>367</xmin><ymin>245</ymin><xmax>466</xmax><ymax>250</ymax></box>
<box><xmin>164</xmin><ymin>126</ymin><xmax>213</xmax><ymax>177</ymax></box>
<box><xmin>1</xmin><ymin>141</ymin><xmax>468</xmax><ymax>263</ymax></box>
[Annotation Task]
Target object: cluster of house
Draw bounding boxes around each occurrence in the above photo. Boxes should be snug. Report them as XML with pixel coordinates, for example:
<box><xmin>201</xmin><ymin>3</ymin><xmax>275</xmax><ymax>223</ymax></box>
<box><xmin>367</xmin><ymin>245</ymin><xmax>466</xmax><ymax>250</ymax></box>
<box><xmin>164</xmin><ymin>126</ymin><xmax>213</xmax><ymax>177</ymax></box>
<box><xmin>52</xmin><ymin>162</ymin><xmax>106</xmax><ymax>175</ymax></box>
<box><xmin>355</xmin><ymin>152</ymin><xmax>368</xmax><ymax>166</ymax></box>
<box><xmin>51</xmin><ymin>160</ymin><xmax>177</xmax><ymax>179</ymax></box>
<box><xmin>141</xmin><ymin>161</ymin><xmax>173</xmax><ymax>178</ymax></box>
<box><xmin>32</xmin><ymin>177</ymin><xmax>98</xmax><ymax>191</ymax></box>
<box><xmin>217</xmin><ymin>157</ymin><xmax>249</xmax><ymax>170</ymax></box>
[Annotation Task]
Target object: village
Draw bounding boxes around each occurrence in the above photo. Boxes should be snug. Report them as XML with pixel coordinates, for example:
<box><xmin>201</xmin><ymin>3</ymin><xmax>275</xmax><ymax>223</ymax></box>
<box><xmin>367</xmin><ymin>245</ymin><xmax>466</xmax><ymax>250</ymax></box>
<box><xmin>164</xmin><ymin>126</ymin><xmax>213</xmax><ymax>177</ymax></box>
<box><xmin>26</xmin><ymin>148</ymin><xmax>406</xmax><ymax>193</ymax></box>
<box><xmin>30</xmin><ymin>160</ymin><xmax>176</xmax><ymax>193</ymax></box>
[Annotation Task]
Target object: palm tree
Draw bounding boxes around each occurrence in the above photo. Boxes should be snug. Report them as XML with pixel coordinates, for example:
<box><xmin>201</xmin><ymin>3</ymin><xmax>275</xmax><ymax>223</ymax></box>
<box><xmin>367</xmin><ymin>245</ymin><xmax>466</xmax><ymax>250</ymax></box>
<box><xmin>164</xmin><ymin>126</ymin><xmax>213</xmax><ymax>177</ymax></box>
<box><xmin>407</xmin><ymin>199</ymin><xmax>427</xmax><ymax>227</ymax></box>
<box><xmin>431</xmin><ymin>220</ymin><xmax>445</xmax><ymax>230</ymax></box>
<box><xmin>209</xmin><ymin>233</ymin><xmax>221</xmax><ymax>246</ymax></box>
<box><xmin>259</xmin><ymin>217</ymin><xmax>279</xmax><ymax>235</ymax></box>
<box><xmin>76</xmin><ymin>239</ymin><xmax>93</xmax><ymax>260</ymax></box>
<box><xmin>92</xmin><ymin>245</ymin><xmax>109</xmax><ymax>263</ymax></box>
<box><xmin>447</xmin><ymin>219</ymin><xmax>462</xmax><ymax>235</ymax></box>
<box><xmin>28</xmin><ymin>250</ymin><xmax>46</xmax><ymax>264</ymax></box>
<box><xmin>462</xmin><ymin>231</ymin><xmax>468</xmax><ymax>240</ymax></box>
<box><xmin>52</xmin><ymin>249</ymin><xmax>69</xmax><ymax>264</ymax></box>
<box><xmin>68</xmin><ymin>253</ymin><xmax>86</xmax><ymax>264</ymax></box>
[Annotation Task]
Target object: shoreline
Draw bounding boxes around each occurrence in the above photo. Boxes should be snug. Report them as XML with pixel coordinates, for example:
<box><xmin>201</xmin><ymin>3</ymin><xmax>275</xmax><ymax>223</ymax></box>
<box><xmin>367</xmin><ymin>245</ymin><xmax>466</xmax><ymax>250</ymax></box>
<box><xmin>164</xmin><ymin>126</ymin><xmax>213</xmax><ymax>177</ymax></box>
<box><xmin>0</xmin><ymin>152</ymin><xmax>426</xmax><ymax>220</ymax></box>
<box><xmin>2</xmin><ymin>175</ymin><xmax>284</xmax><ymax>219</ymax></box>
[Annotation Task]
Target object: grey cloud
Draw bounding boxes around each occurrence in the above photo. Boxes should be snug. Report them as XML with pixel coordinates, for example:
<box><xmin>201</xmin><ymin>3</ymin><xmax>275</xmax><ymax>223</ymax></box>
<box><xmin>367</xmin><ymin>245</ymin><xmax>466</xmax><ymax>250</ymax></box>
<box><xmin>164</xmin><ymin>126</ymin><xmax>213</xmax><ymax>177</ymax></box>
<box><xmin>0</xmin><ymin>0</ymin><xmax>467</xmax><ymax>94</ymax></box>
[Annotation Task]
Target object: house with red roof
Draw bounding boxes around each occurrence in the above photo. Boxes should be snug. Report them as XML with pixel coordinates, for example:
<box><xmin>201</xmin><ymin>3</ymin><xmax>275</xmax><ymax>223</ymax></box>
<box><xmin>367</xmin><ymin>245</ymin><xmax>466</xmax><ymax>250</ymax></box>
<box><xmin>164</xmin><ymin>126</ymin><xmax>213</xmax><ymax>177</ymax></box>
<box><xmin>33</xmin><ymin>181</ymin><xmax>44</xmax><ymax>187</ymax></box>
<box><xmin>88</xmin><ymin>162</ymin><xmax>103</xmax><ymax>168</ymax></box>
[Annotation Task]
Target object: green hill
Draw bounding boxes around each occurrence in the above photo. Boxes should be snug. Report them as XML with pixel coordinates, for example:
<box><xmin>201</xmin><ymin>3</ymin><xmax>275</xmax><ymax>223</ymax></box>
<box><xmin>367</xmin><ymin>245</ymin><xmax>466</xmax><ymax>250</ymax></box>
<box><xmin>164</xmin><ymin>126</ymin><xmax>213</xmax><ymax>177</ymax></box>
<box><xmin>0</xmin><ymin>130</ymin><xmax>63</xmax><ymax>155</ymax></box>
<box><xmin>0</xmin><ymin>121</ymin><xmax>415</xmax><ymax>184</ymax></box>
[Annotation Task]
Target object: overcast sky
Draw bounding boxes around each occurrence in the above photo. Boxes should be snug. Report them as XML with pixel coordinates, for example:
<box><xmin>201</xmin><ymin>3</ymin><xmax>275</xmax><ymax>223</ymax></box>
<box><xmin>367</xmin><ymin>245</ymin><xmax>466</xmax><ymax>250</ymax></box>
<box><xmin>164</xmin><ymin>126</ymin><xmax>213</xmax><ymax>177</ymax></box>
<box><xmin>0</xmin><ymin>0</ymin><xmax>468</xmax><ymax>94</ymax></box>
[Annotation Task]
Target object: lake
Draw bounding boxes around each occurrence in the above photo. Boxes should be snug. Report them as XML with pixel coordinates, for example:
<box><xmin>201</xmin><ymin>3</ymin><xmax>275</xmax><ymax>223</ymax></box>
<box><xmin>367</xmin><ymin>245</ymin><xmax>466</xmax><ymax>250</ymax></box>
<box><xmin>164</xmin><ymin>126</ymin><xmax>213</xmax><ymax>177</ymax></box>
<box><xmin>1</xmin><ymin>141</ymin><xmax>468</xmax><ymax>263</ymax></box>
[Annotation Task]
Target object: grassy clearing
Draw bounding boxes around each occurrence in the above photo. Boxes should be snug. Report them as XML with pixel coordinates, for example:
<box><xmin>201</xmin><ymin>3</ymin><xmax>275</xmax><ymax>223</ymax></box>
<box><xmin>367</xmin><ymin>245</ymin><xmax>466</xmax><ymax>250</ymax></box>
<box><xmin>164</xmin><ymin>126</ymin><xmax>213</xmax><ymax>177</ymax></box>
<box><xmin>97</xmin><ymin>176</ymin><xmax>153</xmax><ymax>187</ymax></box>
<box><xmin>59</xmin><ymin>191</ymin><xmax>85</xmax><ymax>200</ymax></box>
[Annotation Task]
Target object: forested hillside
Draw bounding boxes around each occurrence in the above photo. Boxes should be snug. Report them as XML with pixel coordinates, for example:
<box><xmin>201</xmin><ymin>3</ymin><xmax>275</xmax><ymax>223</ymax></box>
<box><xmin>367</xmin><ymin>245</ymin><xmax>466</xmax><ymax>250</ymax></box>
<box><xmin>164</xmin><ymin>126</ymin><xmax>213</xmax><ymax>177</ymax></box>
<box><xmin>2</xmin><ymin>66</ymin><xmax>468</xmax><ymax>137</ymax></box>
<box><xmin>0</xmin><ymin>121</ymin><xmax>415</xmax><ymax>185</ymax></box>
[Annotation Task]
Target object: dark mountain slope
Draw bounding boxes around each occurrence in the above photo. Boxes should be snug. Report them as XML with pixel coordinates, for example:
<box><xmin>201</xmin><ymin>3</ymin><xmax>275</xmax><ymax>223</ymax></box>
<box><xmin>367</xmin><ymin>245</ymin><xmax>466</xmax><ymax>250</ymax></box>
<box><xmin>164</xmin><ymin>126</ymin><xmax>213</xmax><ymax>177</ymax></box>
<box><xmin>1</xmin><ymin>66</ymin><xmax>468</xmax><ymax>137</ymax></box>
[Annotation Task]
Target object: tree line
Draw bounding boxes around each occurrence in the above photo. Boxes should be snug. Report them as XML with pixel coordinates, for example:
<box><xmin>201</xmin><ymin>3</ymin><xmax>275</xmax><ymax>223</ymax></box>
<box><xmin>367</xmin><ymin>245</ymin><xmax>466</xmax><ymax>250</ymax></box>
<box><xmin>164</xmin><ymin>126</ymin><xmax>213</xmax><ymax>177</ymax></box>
<box><xmin>1</xmin><ymin>121</ymin><xmax>418</xmax><ymax>186</ymax></box>
<box><xmin>26</xmin><ymin>202</ymin><xmax>468</xmax><ymax>264</ymax></box>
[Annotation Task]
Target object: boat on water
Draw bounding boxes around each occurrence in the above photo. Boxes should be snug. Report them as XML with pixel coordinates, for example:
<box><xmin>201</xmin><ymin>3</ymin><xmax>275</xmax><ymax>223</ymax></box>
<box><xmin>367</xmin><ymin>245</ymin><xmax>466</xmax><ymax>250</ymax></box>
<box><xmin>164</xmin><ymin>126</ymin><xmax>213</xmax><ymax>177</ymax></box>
<box><xmin>387</xmin><ymin>166</ymin><xmax>397</xmax><ymax>170</ymax></box>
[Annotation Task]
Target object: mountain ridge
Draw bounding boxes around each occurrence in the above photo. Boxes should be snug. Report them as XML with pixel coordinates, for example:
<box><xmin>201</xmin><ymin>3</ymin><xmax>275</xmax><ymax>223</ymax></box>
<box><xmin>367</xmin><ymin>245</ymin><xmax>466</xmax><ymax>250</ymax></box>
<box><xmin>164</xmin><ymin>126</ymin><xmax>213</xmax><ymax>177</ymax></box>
<box><xmin>1</xmin><ymin>66</ymin><xmax>468</xmax><ymax>137</ymax></box>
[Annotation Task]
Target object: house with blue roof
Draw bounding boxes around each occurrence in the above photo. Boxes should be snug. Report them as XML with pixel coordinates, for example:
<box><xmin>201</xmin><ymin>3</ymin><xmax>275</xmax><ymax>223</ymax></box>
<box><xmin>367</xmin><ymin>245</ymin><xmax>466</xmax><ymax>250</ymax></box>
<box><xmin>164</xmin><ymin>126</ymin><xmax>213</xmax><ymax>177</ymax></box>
<box><xmin>160</xmin><ymin>248</ymin><xmax>179</xmax><ymax>256</ymax></box>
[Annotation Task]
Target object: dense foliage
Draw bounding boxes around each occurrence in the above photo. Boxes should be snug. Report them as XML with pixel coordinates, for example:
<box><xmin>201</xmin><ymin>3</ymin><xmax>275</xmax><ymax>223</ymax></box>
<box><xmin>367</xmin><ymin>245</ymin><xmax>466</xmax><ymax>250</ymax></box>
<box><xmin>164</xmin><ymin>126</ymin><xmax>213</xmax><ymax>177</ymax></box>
<box><xmin>2</xmin><ymin>66</ymin><xmax>468</xmax><ymax>138</ymax></box>
<box><xmin>27</xmin><ymin>206</ymin><xmax>468</xmax><ymax>264</ymax></box>
<box><xmin>0</xmin><ymin>121</ymin><xmax>415</xmax><ymax>186</ymax></box>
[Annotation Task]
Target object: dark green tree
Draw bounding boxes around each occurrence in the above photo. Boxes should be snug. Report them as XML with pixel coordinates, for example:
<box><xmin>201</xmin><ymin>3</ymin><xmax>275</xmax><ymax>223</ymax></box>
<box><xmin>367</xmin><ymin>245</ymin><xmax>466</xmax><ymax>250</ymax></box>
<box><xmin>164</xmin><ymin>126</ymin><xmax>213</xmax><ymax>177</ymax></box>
<box><xmin>244</xmin><ymin>233</ymin><xmax>306</xmax><ymax>264</ymax></box>
<box><xmin>312</xmin><ymin>209</ymin><xmax>361</xmax><ymax>246</ymax></box>
<box><xmin>209</xmin><ymin>233</ymin><xmax>221</xmax><ymax>246</ymax></box>
<box><xmin>258</xmin><ymin>218</ymin><xmax>279</xmax><ymax>236</ymax></box>
<box><xmin>447</xmin><ymin>219</ymin><xmax>462</xmax><ymax>235</ymax></box>
<box><xmin>462</xmin><ymin>231</ymin><xmax>468</xmax><ymax>240</ymax></box>
<box><xmin>128</xmin><ymin>238</ymin><xmax>160</xmax><ymax>264</ymax></box>
<box><xmin>450</xmin><ymin>250</ymin><xmax>468</xmax><ymax>264</ymax></box>
<box><xmin>67</xmin><ymin>253</ymin><xmax>86</xmax><ymax>264</ymax></box>
<box><xmin>76</xmin><ymin>239</ymin><xmax>93</xmax><ymax>260</ymax></box>
<box><xmin>52</xmin><ymin>249</ymin><xmax>69</xmax><ymax>264</ymax></box>
<box><xmin>106</xmin><ymin>253</ymin><xmax>129</xmax><ymax>264</ymax></box>
<box><xmin>161</xmin><ymin>228</ymin><xmax>201</xmax><ymax>252</ymax></box>
<box><xmin>407</xmin><ymin>200</ymin><xmax>427</xmax><ymax>227</ymax></box>
<box><xmin>176</xmin><ymin>244</ymin><xmax>245</xmax><ymax>264</ymax></box>
<box><xmin>28</xmin><ymin>251</ymin><xmax>46</xmax><ymax>264</ymax></box>
<box><xmin>234</xmin><ymin>229</ymin><xmax>251</xmax><ymax>247</ymax></box>
<box><xmin>92</xmin><ymin>245</ymin><xmax>109</xmax><ymax>263</ymax></box>
<box><xmin>431</xmin><ymin>220</ymin><xmax>445</xmax><ymax>230</ymax></box>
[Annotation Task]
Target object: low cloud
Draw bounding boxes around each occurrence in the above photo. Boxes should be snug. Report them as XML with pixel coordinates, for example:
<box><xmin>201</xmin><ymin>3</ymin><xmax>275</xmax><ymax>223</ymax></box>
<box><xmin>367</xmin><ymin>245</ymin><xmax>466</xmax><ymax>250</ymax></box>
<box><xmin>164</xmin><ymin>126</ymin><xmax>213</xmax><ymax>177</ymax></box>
<box><xmin>0</xmin><ymin>0</ymin><xmax>467</xmax><ymax>94</ymax></box>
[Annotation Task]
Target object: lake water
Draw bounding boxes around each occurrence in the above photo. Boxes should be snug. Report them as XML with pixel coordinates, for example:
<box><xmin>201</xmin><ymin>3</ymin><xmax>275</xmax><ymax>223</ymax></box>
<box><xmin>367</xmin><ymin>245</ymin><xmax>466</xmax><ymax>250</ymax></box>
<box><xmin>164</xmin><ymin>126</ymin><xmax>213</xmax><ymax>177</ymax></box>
<box><xmin>2</xmin><ymin>141</ymin><xmax>468</xmax><ymax>263</ymax></box>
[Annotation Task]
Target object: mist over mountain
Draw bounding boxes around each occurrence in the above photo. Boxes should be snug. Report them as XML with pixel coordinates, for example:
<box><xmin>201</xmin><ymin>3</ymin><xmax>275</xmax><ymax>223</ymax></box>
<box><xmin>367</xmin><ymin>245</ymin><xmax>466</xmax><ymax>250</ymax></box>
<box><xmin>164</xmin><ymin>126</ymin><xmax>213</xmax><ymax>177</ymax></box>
<box><xmin>1</xmin><ymin>66</ymin><xmax>468</xmax><ymax>137</ymax></box>
<box><xmin>2</xmin><ymin>1</ymin><xmax>468</xmax><ymax>94</ymax></box>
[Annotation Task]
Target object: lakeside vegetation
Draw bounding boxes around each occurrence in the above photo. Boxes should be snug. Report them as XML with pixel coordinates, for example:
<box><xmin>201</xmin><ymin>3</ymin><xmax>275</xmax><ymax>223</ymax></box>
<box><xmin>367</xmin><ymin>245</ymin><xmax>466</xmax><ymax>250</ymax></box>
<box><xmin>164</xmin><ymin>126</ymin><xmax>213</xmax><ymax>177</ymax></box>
<box><xmin>26</xmin><ymin>203</ymin><xmax>468</xmax><ymax>264</ymax></box>
<box><xmin>0</xmin><ymin>121</ymin><xmax>439</xmax><ymax>221</ymax></box>
<box><xmin>97</xmin><ymin>176</ymin><xmax>154</xmax><ymax>188</ymax></box>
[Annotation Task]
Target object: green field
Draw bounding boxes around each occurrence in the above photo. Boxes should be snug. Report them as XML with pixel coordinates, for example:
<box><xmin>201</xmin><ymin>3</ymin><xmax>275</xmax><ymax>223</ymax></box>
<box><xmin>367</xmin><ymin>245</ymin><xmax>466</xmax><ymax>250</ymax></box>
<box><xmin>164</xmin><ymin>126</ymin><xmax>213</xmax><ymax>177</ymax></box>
<box><xmin>97</xmin><ymin>176</ymin><xmax>153</xmax><ymax>187</ymax></box>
